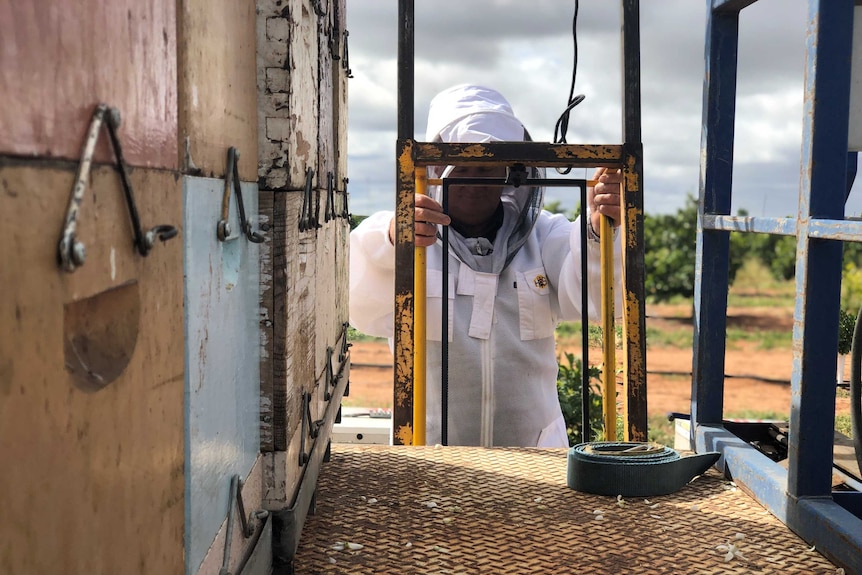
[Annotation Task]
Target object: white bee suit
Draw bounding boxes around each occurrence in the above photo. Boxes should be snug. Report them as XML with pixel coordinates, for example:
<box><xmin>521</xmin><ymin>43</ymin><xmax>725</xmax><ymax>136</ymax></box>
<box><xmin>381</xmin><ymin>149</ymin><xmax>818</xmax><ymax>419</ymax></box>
<box><xmin>349</xmin><ymin>84</ymin><xmax>622</xmax><ymax>447</ymax></box>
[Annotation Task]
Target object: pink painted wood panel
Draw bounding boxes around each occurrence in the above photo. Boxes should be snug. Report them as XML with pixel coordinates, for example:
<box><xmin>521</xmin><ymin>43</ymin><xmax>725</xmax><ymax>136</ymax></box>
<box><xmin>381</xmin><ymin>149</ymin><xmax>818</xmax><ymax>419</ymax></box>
<box><xmin>0</xmin><ymin>1</ymin><xmax>178</xmax><ymax>168</ymax></box>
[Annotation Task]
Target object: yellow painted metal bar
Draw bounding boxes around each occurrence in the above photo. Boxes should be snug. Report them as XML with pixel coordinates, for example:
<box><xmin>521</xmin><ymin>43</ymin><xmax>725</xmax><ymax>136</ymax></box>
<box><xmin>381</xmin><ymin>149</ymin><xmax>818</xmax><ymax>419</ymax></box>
<box><xmin>413</xmin><ymin>168</ymin><xmax>427</xmax><ymax>445</ymax></box>
<box><xmin>427</xmin><ymin>178</ymin><xmax>600</xmax><ymax>187</ymax></box>
<box><xmin>393</xmin><ymin>139</ymin><xmax>416</xmax><ymax>446</ymax></box>
<box><xmin>600</xmin><ymin>215</ymin><xmax>617</xmax><ymax>440</ymax></box>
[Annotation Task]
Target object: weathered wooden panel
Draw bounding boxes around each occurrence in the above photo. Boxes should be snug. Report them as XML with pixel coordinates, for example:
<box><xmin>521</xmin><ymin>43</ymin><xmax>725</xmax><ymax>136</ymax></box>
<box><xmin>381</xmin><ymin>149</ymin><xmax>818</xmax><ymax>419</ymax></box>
<box><xmin>183</xmin><ymin>175</ymin><xmax>261</xmax><ymax>575</ymax></box>
<box><xmin>0</xmin><ymin>1</ymin><xmax>177</xmax><ymax>168</ymax></box>
<box><xmin>318</xmin><ymin>4</ymin><xmax>335</xmax><ymax>180</ymax></box>
<box><xmin>0</xmin><ymin>163</ymin><xmax>183</xmax><ymax>573</ymax></box>
<box><xmin>177</xmin><ymin>0</ymin><xmax>258</xmax><ymax>180</ymax></box>
<box><xmin>193</xmin><ymin>459</ymin><xmax>266</xmax><ymax>575</ymax></box>
<box><xmin>257</xmin><ymin>0</ymin><xmax>320</xmax><ymax>191</ymax></box>
<box><xmin>333</xmin><ymin>0</ymin><xmax>350</xmax><ymax>183</ymax></box>
<box><xmin>259</xmin><ymin>191</ymin><xmax>277</xmax><ymax>451</ymax></box>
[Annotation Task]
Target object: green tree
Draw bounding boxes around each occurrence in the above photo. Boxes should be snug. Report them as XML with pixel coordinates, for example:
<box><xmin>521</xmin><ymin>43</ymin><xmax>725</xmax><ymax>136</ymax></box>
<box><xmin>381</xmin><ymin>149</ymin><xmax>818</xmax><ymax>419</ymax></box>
<box><xmin>643</xmin><ymin>195</ymin><xmax>748</xmax><ymax>302</ymax></box>
<box><xmin>556</xmin><ymin>352</ymin><xmax>604</xmax><ymax>445</ymax></box>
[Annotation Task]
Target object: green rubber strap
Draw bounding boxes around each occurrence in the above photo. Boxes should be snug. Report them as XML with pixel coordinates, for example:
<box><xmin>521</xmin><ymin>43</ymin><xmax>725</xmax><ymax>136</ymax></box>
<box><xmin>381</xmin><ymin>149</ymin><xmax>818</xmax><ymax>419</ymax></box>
<box><xmin>567</xmin><ymin>442</ymin><xmax>721</xmax><ymax>497</ymax></box>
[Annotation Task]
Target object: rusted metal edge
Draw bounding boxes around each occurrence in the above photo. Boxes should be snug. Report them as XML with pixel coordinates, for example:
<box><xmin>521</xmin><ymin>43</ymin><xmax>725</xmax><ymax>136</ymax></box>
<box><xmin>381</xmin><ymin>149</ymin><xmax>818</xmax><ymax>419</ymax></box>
<box><xmin>411</xmin><ymin>142</ymin><xmax>624</xmax><ymax>167</ymax></box>
<box><xmin>271</xmin><ymin>348</ymin><xmax>350</xmax><ymax>568</ymax></box>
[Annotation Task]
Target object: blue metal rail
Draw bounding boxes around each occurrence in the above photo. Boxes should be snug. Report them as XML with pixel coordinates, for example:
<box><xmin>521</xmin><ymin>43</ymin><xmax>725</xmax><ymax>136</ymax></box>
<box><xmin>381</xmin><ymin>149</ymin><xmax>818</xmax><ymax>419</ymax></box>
<box><xmin>693</xmin><ymin>1</ymin><xmax>862</xmax><ymax>572</ymax></box>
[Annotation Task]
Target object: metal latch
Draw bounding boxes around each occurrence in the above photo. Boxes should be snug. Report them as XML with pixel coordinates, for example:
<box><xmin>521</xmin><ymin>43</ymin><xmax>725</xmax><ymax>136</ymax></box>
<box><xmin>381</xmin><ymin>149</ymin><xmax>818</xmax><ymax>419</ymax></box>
<box><xmin>58</xmin><ymin>104</ymin><xmax>178</xmax><ymax>272</ymax></box>
<box><xmin>217</xmin><ymin>147</ymin><xmax>265</xmax><ymax>243</ymax></box>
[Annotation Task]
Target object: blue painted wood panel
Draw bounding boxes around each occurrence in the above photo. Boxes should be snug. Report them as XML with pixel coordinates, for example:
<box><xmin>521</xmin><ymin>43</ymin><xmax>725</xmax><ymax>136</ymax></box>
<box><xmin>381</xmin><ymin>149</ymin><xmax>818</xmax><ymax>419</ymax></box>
<box><xmin>183</xmin><ymin>175</ymin><xmax>261</xmax><ymax>575</ymax></box>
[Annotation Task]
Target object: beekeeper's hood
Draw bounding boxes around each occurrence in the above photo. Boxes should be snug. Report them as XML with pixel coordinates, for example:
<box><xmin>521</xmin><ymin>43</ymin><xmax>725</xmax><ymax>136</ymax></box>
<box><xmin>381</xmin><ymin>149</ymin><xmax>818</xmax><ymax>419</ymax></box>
<box><xmin>426</xmin><ymin>84</ymin><xmax>544</xmax><ymax>273</ymax></box>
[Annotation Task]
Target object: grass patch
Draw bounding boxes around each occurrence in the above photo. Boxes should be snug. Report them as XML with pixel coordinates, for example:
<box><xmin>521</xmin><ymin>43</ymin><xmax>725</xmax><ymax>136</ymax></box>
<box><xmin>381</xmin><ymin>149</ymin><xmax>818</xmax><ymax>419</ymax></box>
<box><xmin>727</xmin><ymin>259</ymin><xmax>796</xmax><ymax>308</ymax></box>
<box><xmin>347</xmin><ymin>325</ymin><xmax>386</xmax><ymax>343</ymax></box>
<box><xmin>555</xmin><ymin>321</ymin><xmax>603</xmax><ymax>346</ymax></box>
<box><xmin>835</xmin><ymin>414</ymin><xmax>853</xmax><ymax>438</ymax></box>
<box><xmin>725</xmin><ymin>409</ymin><xmax>788</xmax><ymax>421</ymax></box>
<box><xmin>645</xmin><ymin>325</ymin><xmax>693</xmax><ymax>349</ymax></box>
<box><xmin>648</xmin><ymin>414</ymin><xmax>675</xmax><ymax>447</ymax></box>
<box><xmin>725</xmin><ymin>328</ymin><xmax>792</xmax><ymax>350</ymax></box>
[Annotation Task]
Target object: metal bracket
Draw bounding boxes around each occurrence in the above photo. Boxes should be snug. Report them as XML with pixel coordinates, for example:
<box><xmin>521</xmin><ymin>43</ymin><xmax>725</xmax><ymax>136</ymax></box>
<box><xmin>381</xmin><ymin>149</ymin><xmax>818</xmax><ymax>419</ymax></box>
<box><xmin>324</xmin><ymin>347</ymin><xmax>335</xmax><ymax>401</ymax></box>
<box><xmin>339</xmin><ymin>177</ymin><xmax>351</xmax><ymax>219</ymax></box>
<box><xmin>220</xmin><ymin>474</ymin><xmax>267</xmax><ymax>575</ymax></box>
<box><xmin>299</xmin><ymin>391</ymin><xmax>323</xmax><ymax>466</ymax></box>
<box><xmin>342</xmin><ymin>30</ymin><xmax>353</xmax><ymax>78</ymax></box>
<box><xmin>338</xmin><ymin>322</ymin><xmax>352</xmax><ymax>362</ymax></box>
<box><xmin>324</xmin><ymin>172</ymin><xmax>338</xmax><ymax>222</ymax></box>
<box><xmin>217</xmin><ymin>147</ymin><xmax>265</xmax><ymax>244</ymax></box>
<box><xmin>299</xmin><ymin>167</ymin><xmax>321</xmax><ymax>232</ymax></box>
<box><xmin>58</xmin><ymin>104</ymin><xmax>178</xmax><ymax>272</ymax></box>
<box><xmin>504</xmin><ymin>164</ymin><xmax>529</xmax><ymax>188</ymax></box>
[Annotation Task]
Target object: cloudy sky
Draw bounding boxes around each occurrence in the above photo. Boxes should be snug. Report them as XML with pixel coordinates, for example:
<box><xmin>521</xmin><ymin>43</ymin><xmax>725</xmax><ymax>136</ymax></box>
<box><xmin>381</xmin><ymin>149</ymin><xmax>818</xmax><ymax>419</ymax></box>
<box><xmin>345</xmin><ymin>0</ymin><xmax>862</xmax><ymax>219</ymax></box>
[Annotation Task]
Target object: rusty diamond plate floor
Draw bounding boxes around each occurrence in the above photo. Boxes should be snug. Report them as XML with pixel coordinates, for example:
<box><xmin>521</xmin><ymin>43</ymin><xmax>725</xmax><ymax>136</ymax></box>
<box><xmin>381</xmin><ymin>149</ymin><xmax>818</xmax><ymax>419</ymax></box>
<box><xmin>292</xmin><ymin>445</ymin><xmax>844</xmax><ymax>574</ymax></box>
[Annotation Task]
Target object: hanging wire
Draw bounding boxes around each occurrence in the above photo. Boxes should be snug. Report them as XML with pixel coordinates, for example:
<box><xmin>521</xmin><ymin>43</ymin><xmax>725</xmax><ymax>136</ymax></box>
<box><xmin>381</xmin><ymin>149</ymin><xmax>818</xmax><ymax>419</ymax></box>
<box><xmin>554</xmin><ymin>0</ymin><xmax>586</xmax><ymax>174</ymax></box>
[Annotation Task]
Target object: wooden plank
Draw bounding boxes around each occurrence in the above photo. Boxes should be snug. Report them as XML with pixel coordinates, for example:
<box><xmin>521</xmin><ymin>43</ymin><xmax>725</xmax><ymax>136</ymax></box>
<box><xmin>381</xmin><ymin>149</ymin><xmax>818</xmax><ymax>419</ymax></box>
<box><xmin>0</xmin><ymin>163</ymin><xmax>183</xmax><ymax>573</ymax></box>
<box><xmin>257</xmin><ymin>0</ymin><xmax>320</xmax><ymax>191</ymax></box>
<box><xmin>259</xmin><ymin>191</ymin><xmax>276</xmax><ymax>451</ymax></box>
<box><xmin>0</xmin><ymin>1</ymin><xmax>177</xmax><ymax>168</ymax></box>
<box><xmin>182</xmin><ymin>176</ymin><xmax>262</xmax><ymax>574</ymax></box>
<box><xmin>177</xmin><ymin>0</ymin><xmax>258</xmax><ymax>180</ymax></box>
<box><xmin>270</xmin><ymin>192</ymin><xmax>290</xmax><ymax>451</ymax></box>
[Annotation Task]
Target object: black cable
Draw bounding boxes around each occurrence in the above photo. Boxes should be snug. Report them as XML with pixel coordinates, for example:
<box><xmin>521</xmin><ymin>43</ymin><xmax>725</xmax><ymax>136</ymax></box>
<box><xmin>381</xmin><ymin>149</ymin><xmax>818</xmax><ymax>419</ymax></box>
<box><xmin>554</xmin><ymin>0</ymin><xmax>586</xmax><ymax>175</ymax></box>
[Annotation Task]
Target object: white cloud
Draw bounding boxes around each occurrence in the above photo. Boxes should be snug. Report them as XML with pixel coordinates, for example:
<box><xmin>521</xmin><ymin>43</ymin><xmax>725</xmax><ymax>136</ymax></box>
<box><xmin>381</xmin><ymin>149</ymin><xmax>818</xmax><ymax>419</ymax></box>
<box><xmin>345</xmin><ymin>0</ymin><xmax>860</xmax><ymax>219</ymax></box>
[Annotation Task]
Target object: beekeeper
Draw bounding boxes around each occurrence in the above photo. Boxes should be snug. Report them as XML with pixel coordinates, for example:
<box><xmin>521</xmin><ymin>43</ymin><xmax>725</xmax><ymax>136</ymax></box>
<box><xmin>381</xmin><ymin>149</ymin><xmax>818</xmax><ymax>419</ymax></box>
<box><xmin>349</xmin><ymin>84</ymin><xmax>622</xmax><ymax>447</ymax></box>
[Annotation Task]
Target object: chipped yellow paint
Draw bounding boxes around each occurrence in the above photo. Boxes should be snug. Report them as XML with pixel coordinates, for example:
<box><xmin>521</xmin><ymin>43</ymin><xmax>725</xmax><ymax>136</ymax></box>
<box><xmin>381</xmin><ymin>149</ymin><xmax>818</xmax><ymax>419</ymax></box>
<box><xmin>459</xmin><ymin>143</ymin><xmax>495</xmax><ymax>158</ymax></box>
<box><xmin>394</xmin><ymin>424</ymin><xmax>413</xmax><ymax>446</ymax></box>
<box><xmin>623</xmin><ymin>292</ymin><xmax>646</xmax><ymax>382</ymax></box>
<box><xmin>625</xmin><ymin>205</ymin><xmax>641</xmax><ymax>249</ymax></box>
<box><xmin>396</xmin><ymin>141</ymin><xmax>416</xmax><ymax>245</ymax></box>
<box><xmin>552</xmin><ymin>144</ymin><xmax>621</xmax><ymax>161</ymax></box>
<box><xmin>394</xmin><ymin>294</ymin><xmax>414</xmax><ymax>409</ymax></box>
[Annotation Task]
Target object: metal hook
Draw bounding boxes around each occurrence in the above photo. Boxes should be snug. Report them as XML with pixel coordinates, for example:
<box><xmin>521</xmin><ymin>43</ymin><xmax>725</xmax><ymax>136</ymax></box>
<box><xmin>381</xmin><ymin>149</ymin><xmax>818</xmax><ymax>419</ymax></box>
<box><xmin>300</xmin><ymin>167</ymin><xmax>317</xmax><ymax>232</ymax></box>
<box><xmin>299</xmin><ymin>391</ymin><xmax>323</xmax><ymax>466</ymax></box>
<box><xmin>342</xmin><ymin>30</ymin><xmax>353</xmax><ymax>78</ymax></box>
<box><xmin>217</xmin><ymin>147</ymin><xmax>265</xmax><ymax>244</ymax></box>
<box><xmin>339</xmin><ymin>177</ymin><xmax>351</xmax><ymax>219</ymax></box>
<box><xmin>58</xmin><ymin>104</ymin><xmax>178</xmax><ymax>272</ymax></box>
<box><xmin>324</xmin><ymin>171</ymin><xmax>337</xmax><ymax>222</ymax></box>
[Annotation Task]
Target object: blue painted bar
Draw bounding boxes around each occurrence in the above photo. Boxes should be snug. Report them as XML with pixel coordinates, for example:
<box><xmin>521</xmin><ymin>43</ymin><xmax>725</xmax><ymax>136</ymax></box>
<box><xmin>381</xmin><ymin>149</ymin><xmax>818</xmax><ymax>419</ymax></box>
<box><xmin>695</xmin><ymin>0</ymin><xmax>862</xmax><ymax>569</ymax></box>
<box><xmin>704</xmin><ymin>215</ymin><xmax>862</xmax><ymax>241</ymax></box>
<box><xmin>788</xmin><ymin>0</ymin><xmax>854</xmax><ymax>501</ymax></box>
<box><xmin>695</xmin><ymin>424</ymin><xmax>789</xmax><ymax>521</ymax></box>
<box><xmin>692</xmin><ymin>3</ymin><xmax>739</xmax><ymax>428</ymax></box>
<box><xmin>792</xmin><ymin>498</ymin><xmax>862</xmax><ymax>573</ymax></box>
<box><xmin>807</xmin><ymin>218</ymin><xmax>862</xmax><ymax>241</ymax></box>
<box><xmin>183</xmin><ymin>176</ymin><xmax>261</xmax><ymax>575</ymax></box>
<box><xmin>832</xmin><ymin>492</ymin><xmax>862</xmax><ymax>518</ymax></box>
<box><xmin>702</xmin><ymin>215</ymin><xmax>797</xmax><ymax>236</ymax></box>
<box><xmin>696</xmin><ymin>424</ymin><xmax>862</xmax><ymax>574</ymax></box>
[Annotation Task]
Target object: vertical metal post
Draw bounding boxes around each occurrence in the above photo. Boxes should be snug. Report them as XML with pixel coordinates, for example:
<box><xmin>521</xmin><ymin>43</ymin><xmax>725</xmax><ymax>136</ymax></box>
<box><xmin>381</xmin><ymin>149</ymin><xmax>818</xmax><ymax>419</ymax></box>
<box><xmin>393</xmin><ymin>0</ymin><xmax>416</xmax><ymax>445</ymax></box>
<box><xmin>600</xmin><ymin>216</ymin><xmax>617</xmax><ymax>439</ymax></box>
<box><xmin>414</xmin><ymin>169</ymin><xmax>428</xmax><ymax>446</ymax></box>
<box><xmin>787</xmin><ymin>0</ymin><xmax>854</xmax><ymax>499</ymax></box>
<box><xmin>692</xmin><ymin>2</ymin><xmax>738</xmax><ymax>433</ymax></box>
<box><xmin>620</xmin><ymin>0</ymin><xmax>647</xmax><ymax>441</ymax></box>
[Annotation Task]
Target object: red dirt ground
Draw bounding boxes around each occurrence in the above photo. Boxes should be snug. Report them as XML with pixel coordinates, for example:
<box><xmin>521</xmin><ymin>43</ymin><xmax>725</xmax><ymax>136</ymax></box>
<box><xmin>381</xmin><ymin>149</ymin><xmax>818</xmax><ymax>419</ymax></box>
<box><xmin>345</xmin><ymin>304</ymin><xmax>852</xmax><ymax>420</ymax></box>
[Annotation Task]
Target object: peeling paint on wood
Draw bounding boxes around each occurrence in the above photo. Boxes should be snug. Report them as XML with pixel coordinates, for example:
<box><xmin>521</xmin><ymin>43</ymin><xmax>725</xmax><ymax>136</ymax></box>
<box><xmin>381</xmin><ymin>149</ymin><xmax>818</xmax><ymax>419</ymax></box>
<box><xmin>0</xmin><ymin>1</ymin><xmax>178</xmax><ymax>168</ymax></box>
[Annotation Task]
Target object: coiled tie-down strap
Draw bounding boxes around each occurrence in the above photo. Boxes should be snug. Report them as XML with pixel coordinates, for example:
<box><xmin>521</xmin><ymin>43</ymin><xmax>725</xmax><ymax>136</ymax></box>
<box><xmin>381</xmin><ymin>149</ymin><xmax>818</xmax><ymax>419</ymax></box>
<box><xmin>567</xmin><ymin>442</ymin><xmax>721</xmax><ymax>497</ymax></box>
